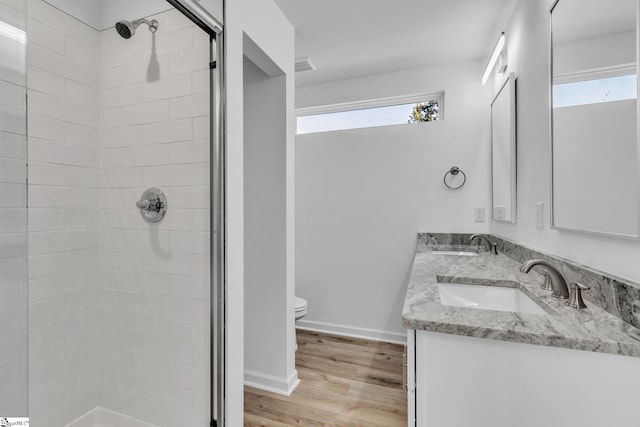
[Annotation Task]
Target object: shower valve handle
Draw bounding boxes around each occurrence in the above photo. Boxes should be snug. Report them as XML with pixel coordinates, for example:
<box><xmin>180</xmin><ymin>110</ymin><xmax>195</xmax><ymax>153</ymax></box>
<box><xmin>136</xmin><ymin>187</ymin><xmax>167</xmax><ymax>223</ymax></box>
<box><xmin>136</xmin><ymin>187</ymin><xmax>167</xmax><ymax>222</ymax></box>
<box><xmin>136</xmin><ymin>197</ymin><xmax>163</xmax><ymax>212</ymax></box>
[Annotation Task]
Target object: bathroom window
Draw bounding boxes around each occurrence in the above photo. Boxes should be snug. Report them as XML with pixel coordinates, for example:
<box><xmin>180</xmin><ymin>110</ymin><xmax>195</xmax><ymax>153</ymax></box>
<box><xmin>296</xmin><ymin>93</ymin><xmax>443</xmax><ymax>135</ymax></box>
<box><xmin>553</xmin><ymin>73</ymin><xmax>637</xmax><ymax>108</ymax></box>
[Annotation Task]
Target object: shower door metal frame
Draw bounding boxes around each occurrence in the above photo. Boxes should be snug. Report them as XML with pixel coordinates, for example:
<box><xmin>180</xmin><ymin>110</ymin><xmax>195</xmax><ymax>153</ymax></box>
<box><xmin>164</xmin><ymin>1</ymin><xmax>226</xmax><ymax>426</ymax></box>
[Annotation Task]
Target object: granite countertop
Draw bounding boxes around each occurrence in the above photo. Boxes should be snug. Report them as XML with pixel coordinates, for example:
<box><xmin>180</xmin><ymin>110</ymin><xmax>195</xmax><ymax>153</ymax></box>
<box><xmin>402</xmin><ymin>243</ymin><xmax>640</xmax><ymax>358</ymax></box>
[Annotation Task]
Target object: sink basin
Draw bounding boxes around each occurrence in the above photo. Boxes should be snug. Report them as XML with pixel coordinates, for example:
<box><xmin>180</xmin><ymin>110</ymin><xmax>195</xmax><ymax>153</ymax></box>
<box><xmin>432</xmin><ymin>250</ymin><xmax>478</xmax><ymax>256</ymax></box>
<box><xmin>438</xmin><ymin>282</ymin><xmax>546</xmax><ymax>315</ymax></box>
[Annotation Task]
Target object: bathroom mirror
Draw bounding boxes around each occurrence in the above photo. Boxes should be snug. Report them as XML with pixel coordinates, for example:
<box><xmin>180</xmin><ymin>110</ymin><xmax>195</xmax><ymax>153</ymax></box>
<box><xmin>491</xmin><ymin>73</ymin><xmax>517</xmax><ymax>223</ymax></box>
<box><xmin>551</xmin><ymin>0</ymin><xmax>639</xmax><ymax>237</ymax></box>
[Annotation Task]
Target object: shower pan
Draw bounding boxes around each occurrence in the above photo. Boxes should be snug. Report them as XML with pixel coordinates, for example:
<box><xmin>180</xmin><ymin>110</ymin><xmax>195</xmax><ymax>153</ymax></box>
<box><xmin>0</xmin><ymin>0</ymin><xmax>225</xmax><ymax>426</ymax></box>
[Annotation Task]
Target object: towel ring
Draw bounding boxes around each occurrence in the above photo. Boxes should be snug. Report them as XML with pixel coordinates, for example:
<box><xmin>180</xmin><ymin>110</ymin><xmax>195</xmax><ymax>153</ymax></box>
<box><xmin>443</xmin><ymin>166</ymin><xmax>466</xmax><ymax>190</ymax></box>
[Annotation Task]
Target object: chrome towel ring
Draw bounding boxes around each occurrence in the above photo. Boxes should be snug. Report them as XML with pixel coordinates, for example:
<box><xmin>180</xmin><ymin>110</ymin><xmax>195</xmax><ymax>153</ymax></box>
<box><xmin>443</xmin><ymin>166</ymin><xmax>466</xmax><ymax>190</ymax></box>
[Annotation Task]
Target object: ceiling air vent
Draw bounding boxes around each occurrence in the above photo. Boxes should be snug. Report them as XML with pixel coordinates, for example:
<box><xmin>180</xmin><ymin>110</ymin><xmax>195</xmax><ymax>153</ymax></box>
<box><xmin>295</xmin><ymin>56</ymin><xmax>316</xmax><ymax>73</ymax></box>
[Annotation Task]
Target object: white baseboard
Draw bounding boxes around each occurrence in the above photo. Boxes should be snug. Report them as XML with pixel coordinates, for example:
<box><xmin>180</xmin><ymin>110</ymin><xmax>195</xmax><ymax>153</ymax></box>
<box><xmin>244</xmin><ymin>369</ymin><xmax>300</xmax><ymax>396</ymax></box>
<box><xmin>295</xmin><ymin>319</ymin><xmax>407</xmax><ymax>345</ymax></box>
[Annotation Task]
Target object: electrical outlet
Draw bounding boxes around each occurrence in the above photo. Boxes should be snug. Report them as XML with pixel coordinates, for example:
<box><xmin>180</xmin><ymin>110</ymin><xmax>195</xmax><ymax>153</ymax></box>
<box><xmin>474</xmin><ymin>206</ymin><xmax>486</xmax><ymax>222</ymax></box>
<box><xmin>536</xmin><ymin>202</ymin><xmax>544</xmax><ymax>229</ymax></box>
<box><xmin>494</xmin><ymin>206</ymin><xmax>506</xmax><ymax>220</ymax></box>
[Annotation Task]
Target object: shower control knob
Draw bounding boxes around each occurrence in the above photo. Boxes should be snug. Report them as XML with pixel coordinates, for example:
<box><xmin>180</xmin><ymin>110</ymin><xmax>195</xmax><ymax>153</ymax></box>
<box><xmin>136</xmin><ymin>198</ymin><xmax>163</xmax><ymax>212</ymax></box>
<box><xmin>136</xmin><ymin>187</ymin><xmax>167</xmax><ymax>223</ymax></box>
<box><xmin>136</xmin><ymin>199</ymin><xmax>151</xmax><ymax>210</ymax></box>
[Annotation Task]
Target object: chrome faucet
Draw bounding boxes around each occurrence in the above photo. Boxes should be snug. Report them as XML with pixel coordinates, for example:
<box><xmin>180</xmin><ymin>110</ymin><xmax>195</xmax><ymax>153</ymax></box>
<box><xmin>470</xmin><ymin>234</ymin><xmax>498</xmax><ymax>255</ymax></box>
<box><xmin>519</xmin><ymin>259</ymin><xmax>570</xmax><ymax>299</ymax></box>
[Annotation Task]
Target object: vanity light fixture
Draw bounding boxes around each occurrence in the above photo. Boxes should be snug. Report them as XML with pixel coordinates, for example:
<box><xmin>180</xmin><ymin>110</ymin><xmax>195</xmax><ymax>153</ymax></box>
<box><xmin>481</xmin><ymin>32</ymin><xmax>506</xmax><ymax>85</ymax></box>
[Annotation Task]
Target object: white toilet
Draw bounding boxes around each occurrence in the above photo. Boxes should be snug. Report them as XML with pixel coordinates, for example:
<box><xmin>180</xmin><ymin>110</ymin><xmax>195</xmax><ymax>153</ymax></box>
<box><xmin>294</xmin><ymin>296</ymin><xmax>308</xmax><ymax>321</ymax></box>
<box><xmin>294</xmin><ymin>297</ymin><xmax>308</xmax><ymax>351</ymax></box>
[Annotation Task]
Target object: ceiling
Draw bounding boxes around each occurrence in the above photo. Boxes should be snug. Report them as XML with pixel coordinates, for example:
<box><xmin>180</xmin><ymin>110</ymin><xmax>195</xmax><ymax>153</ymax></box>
<box><xmin>274</xmin><ymin>0</ymin><xmax>518</xmax><ymax>86</ymax></box>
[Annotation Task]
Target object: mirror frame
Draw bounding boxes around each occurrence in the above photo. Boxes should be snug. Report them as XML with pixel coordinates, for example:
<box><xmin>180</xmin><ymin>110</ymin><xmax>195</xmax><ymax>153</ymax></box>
<box><xmin>491</xmin><ymin>72</ymin><xmax>517</xmax><ymax>223</ymax></box>
<box><xmin>549</xmin><ymin>0</ymin><xmax>640</xmax><ymax>239</ymax></box>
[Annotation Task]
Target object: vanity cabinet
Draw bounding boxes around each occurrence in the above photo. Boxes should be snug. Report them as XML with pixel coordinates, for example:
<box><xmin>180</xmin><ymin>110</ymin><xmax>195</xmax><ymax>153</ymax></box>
<box><xmin>406</xmin><ymin>329</ymin><xmax>640</xmax><ymax>427</ymax></box>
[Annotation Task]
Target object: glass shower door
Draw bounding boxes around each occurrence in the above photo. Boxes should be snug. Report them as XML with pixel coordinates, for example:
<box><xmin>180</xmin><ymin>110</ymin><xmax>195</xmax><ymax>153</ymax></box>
<box><xmin>25</xmin><ymin>0</ymin><xmax>223</xmax><ymax>425</ymax></box>
<box><xmin>99</xmin><ymin>6</ymin><xmax>212</xmax><ymax>426</ymax></box>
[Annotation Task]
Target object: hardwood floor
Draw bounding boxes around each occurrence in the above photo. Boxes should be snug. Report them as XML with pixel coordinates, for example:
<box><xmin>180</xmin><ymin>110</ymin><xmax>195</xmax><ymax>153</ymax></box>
<box><xmin>244</xmin><ymin>330</ymin><xmax>407</xmax><ymax>426</ymax></box>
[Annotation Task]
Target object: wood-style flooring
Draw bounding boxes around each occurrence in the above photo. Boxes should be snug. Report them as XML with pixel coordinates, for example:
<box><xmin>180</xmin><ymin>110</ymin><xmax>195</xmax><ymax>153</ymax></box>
<box><xmin>244</xmin><ymin>330</ymin><xmax>407</xmax><ymax>426</ymax></box>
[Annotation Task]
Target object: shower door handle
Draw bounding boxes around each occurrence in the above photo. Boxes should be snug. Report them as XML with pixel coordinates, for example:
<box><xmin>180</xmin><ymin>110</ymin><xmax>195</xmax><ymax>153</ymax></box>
<box><xmin>136</xmin><ymin>187</ymin><xmax>167</xmax><ymax>223</ymax></box>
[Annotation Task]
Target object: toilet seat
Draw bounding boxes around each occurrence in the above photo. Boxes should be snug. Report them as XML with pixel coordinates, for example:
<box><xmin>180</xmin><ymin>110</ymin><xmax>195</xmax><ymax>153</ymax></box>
<box><xmin>295</xmin><ymin>297</ymin><xmax>307</xmax><ymax>311</ymax></box>
<box><xmin>295</xmin><ymin>297</ymin><xmax>308</xmax><ymax>319</ymax></box>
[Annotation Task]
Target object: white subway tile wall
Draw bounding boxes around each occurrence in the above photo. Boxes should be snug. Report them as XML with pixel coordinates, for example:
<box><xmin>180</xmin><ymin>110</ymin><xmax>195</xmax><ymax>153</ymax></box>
<box><xmin>26</xmin><ymin>0</ymin><xmax>102</xmax><ymax>424</ymax></box>
<box><xmin>0</xmin><ymin>0</ymin><xmax>28</xmax><ymax>418</ymax></box>
<box><xmin>100</xmin><ymin>5</ymin><xmax>210</xmax><ymax>427</ymax></box>
<box><xmin>26</xmin><ymin>1</ymin><xmax>211</xmax><ymax>426</ymax></box>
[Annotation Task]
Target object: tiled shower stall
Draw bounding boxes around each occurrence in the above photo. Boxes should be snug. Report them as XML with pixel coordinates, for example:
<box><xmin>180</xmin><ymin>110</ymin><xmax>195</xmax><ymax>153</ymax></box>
<box><xmin>1</xmin><ymin>0</ymin><xmax>215</xmax><ymax>425</ymax></box>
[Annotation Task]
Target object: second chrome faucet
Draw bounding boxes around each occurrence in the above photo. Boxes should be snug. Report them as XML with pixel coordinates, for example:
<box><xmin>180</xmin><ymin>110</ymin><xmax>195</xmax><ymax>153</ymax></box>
<box><xmin>519</xmin><ymin>259</ymin><xmax>570</xmax><ymax>299</ymax></box>
<box><xmin>470</xmin><ymin>234</ymin><xmax>498</xmax><ymax>255</ymax></box>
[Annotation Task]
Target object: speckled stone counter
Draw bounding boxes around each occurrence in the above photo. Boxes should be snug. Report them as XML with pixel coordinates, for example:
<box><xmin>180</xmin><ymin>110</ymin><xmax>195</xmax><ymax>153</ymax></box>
<box><xmin>402</xmin><ymin>236</ymin><xmax>640</xmax><ymax>358</ymax></box>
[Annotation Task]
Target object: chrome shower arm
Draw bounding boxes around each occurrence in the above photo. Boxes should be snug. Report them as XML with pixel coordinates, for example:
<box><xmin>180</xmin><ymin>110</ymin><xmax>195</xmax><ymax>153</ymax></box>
<box><xmin>132</xmin><ymin>18</ymin><xmax>159</xmax><ymax>33</ymax></box>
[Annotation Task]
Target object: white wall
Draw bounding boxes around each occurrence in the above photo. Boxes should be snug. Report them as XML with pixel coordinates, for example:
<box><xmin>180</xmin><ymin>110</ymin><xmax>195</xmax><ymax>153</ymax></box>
<box><xmin>0</xmin><ymin>0</ymin><xmax>28</xmax><ymax>417</ymax></box>
<box><xmin>243</xmin><ymin>55</ymin><xmax>297</xmax><ymax>394</ymax></box>
<box><xmin>225</xmin><ymin>0</ymin><xmax>295</xmax><ymax>422</ymax></box>
<box><xmin>491</xmin><ymin>0</ymin><xmax>640</xmax><ymax>283</ymax></box>
<box><xmin>295</xmin><ymin>60</ymin><xmax>492</xmax><ymax>342</ymax></box>
<box><xmin>26</xmin><ymin>1</ymin><xmax>101</xmax><ymax>425</ymax></box>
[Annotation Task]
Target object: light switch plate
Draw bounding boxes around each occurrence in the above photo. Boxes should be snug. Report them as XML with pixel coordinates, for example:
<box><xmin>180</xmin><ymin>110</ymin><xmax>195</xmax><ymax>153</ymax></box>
<box><xmin>474</xmin><ymin>206</ymin><xmax>486</xmax><ymax>222</ymax></box>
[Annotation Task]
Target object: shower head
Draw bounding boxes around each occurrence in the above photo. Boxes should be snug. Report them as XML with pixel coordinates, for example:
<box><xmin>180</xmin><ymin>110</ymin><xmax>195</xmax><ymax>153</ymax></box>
<box><xmin>115</xmin><ymin>20</ymin><xmax>134</xmax><ymax>39</ymax></box>
<box><xmin>115</xmin><ymin>18</ymin><xmax>159</xmax><ymax>39</ymax></box>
